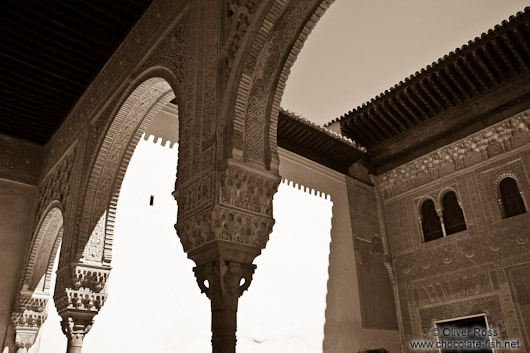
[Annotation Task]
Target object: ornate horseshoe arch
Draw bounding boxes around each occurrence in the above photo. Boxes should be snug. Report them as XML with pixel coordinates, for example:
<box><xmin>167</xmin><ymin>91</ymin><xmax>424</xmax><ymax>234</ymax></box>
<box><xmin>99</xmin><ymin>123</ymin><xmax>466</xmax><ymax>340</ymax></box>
<box><xmin>75</xmin><ymin>67</ymin><xmax>181</xmax><ymax>267</ymax></box>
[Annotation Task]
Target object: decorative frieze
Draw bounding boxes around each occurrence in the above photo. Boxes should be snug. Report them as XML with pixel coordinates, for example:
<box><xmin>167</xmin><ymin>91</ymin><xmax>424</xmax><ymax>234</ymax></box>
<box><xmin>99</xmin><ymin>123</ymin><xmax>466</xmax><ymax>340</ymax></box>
<box><xmin>176</xmin><ymin>205</ymin><xmax>275</xmax><ymax>253</ymax></box>
<box><xmin>220</xmin><ymin>164</ymin><xmax>279</xmax><ymax>215</ymax></box>
<box><xmin>54</xmin><ymin>264</ymin><xmax>109</xmax><ymax>314</ymax></box>
<box><xmin>35</xmin><ymin>146</ymin><xmax>76</xmax><ymax>224</ymax></box>
<box><xmin>178</xmin><ymin>173</ymin><xmax>213</xmax><ymax>215</ymax></box>
<box><xmin>378</xmin><ymin>110</ymin><xmax>530</xmax><ymax>198</ymax></box>
<box><xmin>225</xmin><ymin>0</ymin><xmax>257</xmax><ymax>76</ymax></box>
<box><xmin>11</xmin><ymin>292</ymin><xmax>49</xmax><ymax>350</ymax></box>
<box><xmin>71</xmin><ymin>265</ymin><xmax>110</xmax><ymax>293</ymax></box>
<box><xmin>15</xmin><ymin>291</ymin><xmax>48</xmax><ymax>313</ymax></box>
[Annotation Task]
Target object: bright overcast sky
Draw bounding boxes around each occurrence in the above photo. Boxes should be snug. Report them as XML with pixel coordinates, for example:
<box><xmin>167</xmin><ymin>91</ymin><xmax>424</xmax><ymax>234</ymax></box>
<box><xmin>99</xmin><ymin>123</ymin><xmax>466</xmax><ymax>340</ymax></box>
<box><xmin>282</xmin><ymin>0</ymin><xmax>529</xmax><ymax>125</ymax></box>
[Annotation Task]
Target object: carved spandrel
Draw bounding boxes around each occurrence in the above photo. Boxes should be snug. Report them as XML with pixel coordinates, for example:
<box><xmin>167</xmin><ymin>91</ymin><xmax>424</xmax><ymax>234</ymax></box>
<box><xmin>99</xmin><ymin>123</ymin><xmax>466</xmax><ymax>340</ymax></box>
<box><xmin>225</xmin><ymin>0</ymin><xmax>257</xmax><ymax>76</ymax></box>
<box><xmin>35</xmin><ymin>146</ymin><xmax>76</xmax><ymax>224</ymax></box>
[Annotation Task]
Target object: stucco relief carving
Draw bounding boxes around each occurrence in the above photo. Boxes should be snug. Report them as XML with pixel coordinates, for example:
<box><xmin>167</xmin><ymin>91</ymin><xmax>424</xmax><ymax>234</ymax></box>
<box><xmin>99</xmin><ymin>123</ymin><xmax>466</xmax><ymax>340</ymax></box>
<box><xmin>54</xmin><ymin>264</ymin><xmax>110</xmax><ymax>316</ymax></box>
<box><xmin>178</xmin><ymin>173</ymin><xmax>213</xmax><ymax>215</ymax></box>
<box><xmin>76</xmin><ymin>78</ymin><xmax>173</xmax><ymax>264</ymax></box>
<box><xmin>177</xmin><ymin>0</ymin><xmax>218</xmax><ymax>185</ymax></box>
<box><xmin>35</xmin><ymin>147</ymin><xmax>76</xmax><ymax>226</ymax></box>
<box><xmin>408</xmin><ymin>271</ymin><xmax>493</xmax><ymax>307</ymax></box>
<box><xmin>12</xmin><ymin>294</ymin><xmax>48</xmax><ymax>327</ymax></box>
<box><xmin>220</xmin><ymin>164</ymin><xmax>279</xmax><ymax>215</ymax></box>
<box><xmin>379</xmin><ymin>110</ymin><xmax>530</xmax><ymax>198</ymax></box>
<box><xmin>176</xmin><ymin>205</ymin><xmax>275</xmax><ymax>252</ymax></box>
<box><xmin>11</xmin><ymin>292</ymin><xmax>49</xmax><ymax>349</ymax></box>
<box><xmin>393</xmin><ymin>222</ymin><xmax>530</xmax><ymax>282</ymax></box>
<box><xmin>225</xmin><ymin>0</ymin><xmax>257</xmax><ymax>76</ymax></box>
<box><xmin>82</xmin><ymin>212</ymin><xmax>105</xmax><ymax>263</ymax></box>
<box><xmin>71</xmin><ymin>265</ymin><xmax>109</xmax><ymax>293</ymax></box>
<box><xmin>419</xmin><ymin>296</ymin><xmax>509</xmax><ymax>352</ymax></box>
<box><xmin>141</xmin><ymin>19</ymin><xmax>187</xmax><ymax>85</ymax></box>
<box><xmin>242</xmin><ymin>0</ymin><xmax>319</xmax><ymax>164</ymax></box>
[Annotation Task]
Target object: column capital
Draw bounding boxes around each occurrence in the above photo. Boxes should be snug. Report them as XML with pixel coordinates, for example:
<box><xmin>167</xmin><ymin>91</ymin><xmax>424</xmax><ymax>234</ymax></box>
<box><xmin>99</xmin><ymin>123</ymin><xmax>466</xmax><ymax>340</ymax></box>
<box><xmin>194</xmin><ymin>258</ymin><xmax>256</xmax><ymax>309</ymax></box>
<box><xmin>60</xmin><ymin>312</ymin><xmax>95</xmax><ymax>352</ymax></box>
<box><xmin>11</xmin><ymin>291</ymin><xmax>49</xmax><ymax>351</ymax></box>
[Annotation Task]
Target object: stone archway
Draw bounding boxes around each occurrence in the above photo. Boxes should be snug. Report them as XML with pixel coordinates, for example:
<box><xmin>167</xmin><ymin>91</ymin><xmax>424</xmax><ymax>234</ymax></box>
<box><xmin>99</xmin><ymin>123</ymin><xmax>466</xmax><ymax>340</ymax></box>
<box><xmin>53</xmin><ymin>67</ymin><xmax>181</xmax><ymax>352</ymax></box>
<box><xmin>228</xmin><ymin>0</ymin><xmax>334</xmax><ymax>171</ymax></box>
<box><xmin>47</xmin><ymin>1</ymin><xmax>338</xmax><ymax>351</ymax></box>
<box><xmin>10</xmin><ymin>202</ymin><xmax>63</xmax><ymax>353</ymax></box>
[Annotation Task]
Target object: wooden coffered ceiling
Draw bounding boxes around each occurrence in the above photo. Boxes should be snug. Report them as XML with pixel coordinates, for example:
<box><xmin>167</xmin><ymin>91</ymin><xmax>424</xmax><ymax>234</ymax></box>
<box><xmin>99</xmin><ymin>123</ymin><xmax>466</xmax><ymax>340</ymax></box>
<box><xmin>0</xmin><ymin>0</ymin><xmax>154</xmax><ymax>145</ymax></box>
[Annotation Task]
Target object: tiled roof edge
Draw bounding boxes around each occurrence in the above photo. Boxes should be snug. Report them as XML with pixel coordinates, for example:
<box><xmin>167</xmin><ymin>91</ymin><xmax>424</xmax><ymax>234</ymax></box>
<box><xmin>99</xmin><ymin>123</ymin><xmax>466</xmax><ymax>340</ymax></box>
<box><xmin>279</xmin><ymin>108</ymin><xmax>367</xmax><ymax>152</ymax></box>
<box><xmin>328</xmin><ymin>6</ymin><xmax>530</xmax><ymax>126</ymax></box>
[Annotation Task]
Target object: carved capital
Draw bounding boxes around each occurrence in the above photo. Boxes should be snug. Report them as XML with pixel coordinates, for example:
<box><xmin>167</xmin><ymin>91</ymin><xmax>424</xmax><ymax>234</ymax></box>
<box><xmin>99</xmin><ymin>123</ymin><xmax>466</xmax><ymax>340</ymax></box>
<box><xmin>14</xmin><ymin>327</ymin><xmax>39</xmax><ymax>350</ymax></box>
<box><xmin>194</xmin><ymin>259</ymin><xmax>255</xmax><ymax>309</ymax></box>
<box><xmin>60</xmin><ymin>312</ymin><xmax>94</xmax><ymax>350</ymax></box>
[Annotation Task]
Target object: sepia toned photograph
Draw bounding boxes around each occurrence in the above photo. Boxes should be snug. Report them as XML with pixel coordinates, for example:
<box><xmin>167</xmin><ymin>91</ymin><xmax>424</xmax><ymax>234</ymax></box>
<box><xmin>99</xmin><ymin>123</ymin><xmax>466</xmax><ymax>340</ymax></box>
<box><xmin>0</xmin><ymin>1</ymin><xmax>529</xmax><ymax>352</ymax></box>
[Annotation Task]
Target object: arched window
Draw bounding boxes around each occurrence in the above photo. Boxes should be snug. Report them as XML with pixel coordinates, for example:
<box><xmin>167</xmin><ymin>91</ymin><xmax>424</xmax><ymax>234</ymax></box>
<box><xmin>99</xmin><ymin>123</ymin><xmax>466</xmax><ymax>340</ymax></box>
<box><xmin>421</xmin><ymin>199</ymin><xmax>443</xmax><ymax>242</ymax></box>
<box><xmin>442</xmin><ymin>191</ymin><xmax>467</xmax><ymax>235</ymax></box>
<box><xmin>500</xmin><ymin>177</ymin><xmax>526</xmax><ymax>218</ymax></box>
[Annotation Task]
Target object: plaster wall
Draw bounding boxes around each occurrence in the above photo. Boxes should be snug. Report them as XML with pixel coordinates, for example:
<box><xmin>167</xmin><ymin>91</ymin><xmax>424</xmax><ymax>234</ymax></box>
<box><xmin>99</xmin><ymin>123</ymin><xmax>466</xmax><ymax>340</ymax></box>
<box><xmin>0</xmin><ymin>179</ymin><xmax>37</xmax><ymax>347</ymax></box>
<box><xmin>380</xmin><ymin>129</ymin><xmax>530</xmax><ymax>351</ymax></box>
<box><xmin>278</xmin><ymin>148</ymin><xmax>401</xmax><ymax>353</ymax></box>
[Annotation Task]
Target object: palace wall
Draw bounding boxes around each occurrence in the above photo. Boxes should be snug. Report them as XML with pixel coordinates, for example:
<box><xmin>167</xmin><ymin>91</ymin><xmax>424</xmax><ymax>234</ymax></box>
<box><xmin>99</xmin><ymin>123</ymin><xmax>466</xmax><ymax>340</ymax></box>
<box><xmin>0</xmin><ymin>179</ymin><xmax>37</xmax><ymax>346</ymax></box>
<box><xmin>279</xmin><ymin>148</ymin><xmax>401</xmax><ymax>353</ymax></box>
<box><xmin>378</xmin><ymin>110</ymin><xmax>530</xmax><ymax>351</ymax></box>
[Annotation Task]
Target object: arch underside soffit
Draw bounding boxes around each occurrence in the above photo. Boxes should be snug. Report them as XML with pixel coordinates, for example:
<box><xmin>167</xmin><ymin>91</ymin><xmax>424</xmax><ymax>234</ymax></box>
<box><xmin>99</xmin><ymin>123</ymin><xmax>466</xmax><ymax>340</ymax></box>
<box><xmin>21</xmin><ymin>205</ymin><xmax>64</xmax><ymax>294</ymax></box>
<box><xmin>77</xmin><ymin>75</ymin><xmax>175</xmax><ymax>266</ymax></box>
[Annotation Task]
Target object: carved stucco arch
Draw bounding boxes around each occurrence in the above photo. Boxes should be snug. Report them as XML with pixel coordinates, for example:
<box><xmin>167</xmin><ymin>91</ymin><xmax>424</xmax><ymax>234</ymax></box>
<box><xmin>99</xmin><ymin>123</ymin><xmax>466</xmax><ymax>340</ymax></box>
<box><xmin>230</xmin><ymin>0</ymin><xmax>334</xmax><ymax>171</ymax></box>
<box><xmin>493</xmin><ymin>171</ymin><xmax>528</xmax><ymax>215</ymax></box>
<box><xmin>20</xmin><ymin>201</ymin><xmax>64</xmax><ymax>295</ymax></box>
<box><xmin>437</xmin><ymin>187</ymin><xmax>463</xmax><ymax>208</ymax></box>
<box><xmin>10</xmin><ymin>202</ymin><xmax>64</xmax><ymax>351</ymax></box>
<box><xmin>494</xmin><ymin>171</ymin><xmax>524</xmax><ymax>198</ymax></box>
<box><xmin>417</xmin><ymin>196</ymin><xmax>438</xmax><ymax>215</ymax></box>
<box><xmin>75</xmin><ymin>67</ymin><xmax>181</xmax><ymax>266</ymax></box>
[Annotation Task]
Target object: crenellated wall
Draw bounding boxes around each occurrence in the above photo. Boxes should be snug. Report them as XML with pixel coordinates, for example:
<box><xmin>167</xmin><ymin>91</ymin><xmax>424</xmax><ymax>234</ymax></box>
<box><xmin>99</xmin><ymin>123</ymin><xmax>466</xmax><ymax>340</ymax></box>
<box><xmin>279</xmin><ymin>148</ymin><xmax>401</xmax><ymax>353</ymax></box>
<box><xmin>378</xmin><ymin>110</ymin><xmax>530</xmax><ymax>352</ymax></box>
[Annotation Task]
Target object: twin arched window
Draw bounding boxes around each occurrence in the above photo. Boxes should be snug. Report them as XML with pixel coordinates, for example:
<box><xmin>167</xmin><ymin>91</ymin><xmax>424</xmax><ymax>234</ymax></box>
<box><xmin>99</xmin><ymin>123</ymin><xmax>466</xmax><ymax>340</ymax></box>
<box><xmin>499</xmin><ymin>177</ymin><xmax>526</xmax><ymax>218</ymax></box>
<box><xmin>421</xmin><ymin>191</ymin><xmax>466</xmax><ymax>243</ymax></box>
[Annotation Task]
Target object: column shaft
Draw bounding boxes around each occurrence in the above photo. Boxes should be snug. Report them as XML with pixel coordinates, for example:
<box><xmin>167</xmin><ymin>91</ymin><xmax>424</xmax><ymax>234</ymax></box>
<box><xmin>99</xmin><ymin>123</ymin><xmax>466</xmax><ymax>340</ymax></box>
<box><xmin>212</xmin><ymin>307</ymin><xmax>237</xmax><ymax>353</ymax></box>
